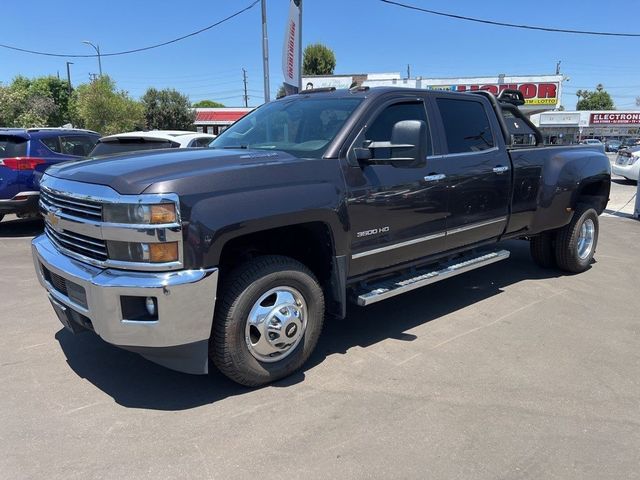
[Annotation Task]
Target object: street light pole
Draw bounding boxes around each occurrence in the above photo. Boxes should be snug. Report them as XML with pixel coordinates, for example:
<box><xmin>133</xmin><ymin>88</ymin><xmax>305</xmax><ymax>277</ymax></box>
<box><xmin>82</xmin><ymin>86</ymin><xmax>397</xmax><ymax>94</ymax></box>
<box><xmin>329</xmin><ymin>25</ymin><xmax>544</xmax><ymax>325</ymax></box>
<box><xmin>65</xmin><ymin>62</ymin><xmax>74</xmax><ymax>96</ymax></box>
<box><xmin>82</xmin><ymin>41</ymin><xmax>102</xmax><ymax>76</ymax></box>
<box><xmin>261</xmin><ymin>0</ymin><xmax>270</xmax><ymax>103</ymax></box>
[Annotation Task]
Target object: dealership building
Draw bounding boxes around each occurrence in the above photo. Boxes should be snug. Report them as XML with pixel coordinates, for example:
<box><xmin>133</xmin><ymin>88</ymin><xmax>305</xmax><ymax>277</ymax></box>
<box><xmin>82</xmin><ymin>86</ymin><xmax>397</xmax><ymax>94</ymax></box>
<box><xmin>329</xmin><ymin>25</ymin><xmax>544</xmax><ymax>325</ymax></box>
<box><xmin>530</xmin><ymin>111</ymin><xmax>640</xmax><ymax>144</ymax></box>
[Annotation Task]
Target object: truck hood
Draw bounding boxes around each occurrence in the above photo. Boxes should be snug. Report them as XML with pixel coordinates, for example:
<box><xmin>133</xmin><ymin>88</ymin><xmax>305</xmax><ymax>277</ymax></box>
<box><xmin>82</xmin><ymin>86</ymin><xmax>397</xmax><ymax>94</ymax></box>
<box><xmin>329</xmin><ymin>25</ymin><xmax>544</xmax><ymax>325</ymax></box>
<box><xmin>44</xmin><ymin>148</ymin><xmax>296</xmax><ymax>195</ymax></box>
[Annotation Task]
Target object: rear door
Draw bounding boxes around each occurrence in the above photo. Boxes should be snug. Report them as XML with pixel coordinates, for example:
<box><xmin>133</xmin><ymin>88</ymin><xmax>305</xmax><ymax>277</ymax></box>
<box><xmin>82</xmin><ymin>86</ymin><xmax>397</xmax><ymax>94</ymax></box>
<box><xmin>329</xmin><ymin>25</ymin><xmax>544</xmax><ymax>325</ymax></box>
<box><xmin>344</xmin><ymin>96</ymin><xmax>449</xmax><ymax>276</ymax></box>
<box><xmin>432</xmin><ymin>96</ymin><xmax>511</xmax><ymax>250</ymax></box>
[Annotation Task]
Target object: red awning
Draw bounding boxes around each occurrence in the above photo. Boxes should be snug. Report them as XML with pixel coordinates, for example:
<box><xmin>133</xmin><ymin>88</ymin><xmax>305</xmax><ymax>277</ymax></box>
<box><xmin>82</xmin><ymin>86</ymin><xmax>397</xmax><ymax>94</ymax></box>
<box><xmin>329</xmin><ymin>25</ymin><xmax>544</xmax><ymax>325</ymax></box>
<box><xmin>195</xmin><ymin>111</ymin><xmax>249</xmax><ymax>122</ymax></box>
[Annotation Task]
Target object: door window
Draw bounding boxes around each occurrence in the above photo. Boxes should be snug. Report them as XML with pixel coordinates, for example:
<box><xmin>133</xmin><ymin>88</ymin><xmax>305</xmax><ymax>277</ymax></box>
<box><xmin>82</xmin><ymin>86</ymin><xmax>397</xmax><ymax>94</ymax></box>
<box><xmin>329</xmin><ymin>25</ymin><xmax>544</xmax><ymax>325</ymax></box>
<box><xmin>436</xmin><ymin>98</ymin><xmax>495</xmax><ymax>153</ymax></box>
<box><xmin>365</xmin><ymin>102</ymin><xmax>432</xmax><ymax>157</ymax></box>
<box><xmin>61</xmin><ymin>136</ymin><xmax>98</xmax><ymax>156</ymax></box>
<box><xmin>41</xmin><ymin>136</ymin><xmax>62</xmax><ymax>154</ymax></box>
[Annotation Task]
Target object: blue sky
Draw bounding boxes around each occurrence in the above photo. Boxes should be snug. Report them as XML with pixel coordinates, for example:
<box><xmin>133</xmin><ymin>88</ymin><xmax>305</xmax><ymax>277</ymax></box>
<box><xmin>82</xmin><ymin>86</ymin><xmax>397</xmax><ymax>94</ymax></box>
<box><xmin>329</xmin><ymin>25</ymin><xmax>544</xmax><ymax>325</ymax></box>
<box><xmin>1</xmin><ymin>0</ymin><xmax>639</xmax><ymax>109</ymax></box>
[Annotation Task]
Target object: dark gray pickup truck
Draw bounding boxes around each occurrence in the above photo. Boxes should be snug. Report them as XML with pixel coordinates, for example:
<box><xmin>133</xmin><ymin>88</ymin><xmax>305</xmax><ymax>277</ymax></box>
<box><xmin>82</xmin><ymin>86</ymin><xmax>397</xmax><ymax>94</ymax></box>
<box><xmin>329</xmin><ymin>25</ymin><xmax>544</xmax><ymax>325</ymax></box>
<box><xmin>32</xmin><ymin>87</ymin><xmax>611</xmax><ymax>386</ymax></box>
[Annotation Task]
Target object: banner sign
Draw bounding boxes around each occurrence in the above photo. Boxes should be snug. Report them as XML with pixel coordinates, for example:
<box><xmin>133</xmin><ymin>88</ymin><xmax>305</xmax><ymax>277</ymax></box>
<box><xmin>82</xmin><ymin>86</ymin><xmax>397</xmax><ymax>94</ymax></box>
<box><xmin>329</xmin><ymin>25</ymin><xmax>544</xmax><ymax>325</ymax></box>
<box><xmin>282</xmin><ymin>0</ymin><xmax>301</xmax><ymax>94</ymax></box>
<box><xmin>590</xmin><ymin>113</ymin><xmax>640</xmax><ymax>125</ymax></box>
<box><xmin>426</xmin><ymin>82</ymin><xmax>559</xmax><ymax>105</ymax></box>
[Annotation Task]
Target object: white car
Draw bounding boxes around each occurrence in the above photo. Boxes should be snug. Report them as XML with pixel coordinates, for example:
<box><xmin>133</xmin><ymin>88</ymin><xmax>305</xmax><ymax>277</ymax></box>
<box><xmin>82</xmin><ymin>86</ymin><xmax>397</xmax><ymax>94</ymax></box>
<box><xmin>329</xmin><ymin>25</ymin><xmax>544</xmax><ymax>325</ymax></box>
<box><xmin>612</xmin><ymin>147</ymin><xmax>640</xmax><ymax>182</ymax></box>
<box><xmin>89</xmin><ymin>130</ymin><xmax>216</xmax><ymax>157</ymax></box>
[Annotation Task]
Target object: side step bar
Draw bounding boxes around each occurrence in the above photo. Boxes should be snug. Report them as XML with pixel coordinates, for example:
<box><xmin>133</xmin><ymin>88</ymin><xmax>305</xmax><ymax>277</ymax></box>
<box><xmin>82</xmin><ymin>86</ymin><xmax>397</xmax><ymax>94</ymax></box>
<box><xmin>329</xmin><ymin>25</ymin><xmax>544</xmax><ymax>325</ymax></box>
<box><xmin>355</xmin><ymin>249</ymin><xmax>510</xmax><ymax>306</ymax></box>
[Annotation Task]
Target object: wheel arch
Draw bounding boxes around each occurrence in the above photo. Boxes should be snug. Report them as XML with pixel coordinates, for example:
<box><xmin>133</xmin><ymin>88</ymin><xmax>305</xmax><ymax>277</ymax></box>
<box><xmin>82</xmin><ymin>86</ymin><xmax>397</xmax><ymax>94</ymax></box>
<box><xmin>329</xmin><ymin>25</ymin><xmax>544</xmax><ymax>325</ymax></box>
<box><xmin>215</xmin><ymin>220</ymin><xmax>348</xmax><ymax>319</ymax></box>
<box><xmin>573</xmin><ymin>176</ymin><xmax>611</xmax><ymax>215</ymax></box>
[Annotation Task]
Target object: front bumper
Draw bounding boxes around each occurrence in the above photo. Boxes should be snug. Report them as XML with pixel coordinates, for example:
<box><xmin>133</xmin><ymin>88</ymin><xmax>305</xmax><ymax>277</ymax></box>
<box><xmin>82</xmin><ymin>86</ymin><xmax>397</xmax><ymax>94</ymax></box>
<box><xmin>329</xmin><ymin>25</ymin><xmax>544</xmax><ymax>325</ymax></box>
<box><xmin>0</xmin><ymin>191</ymin><xmax>40</xmax><ymax>216</ymax></box>
<box><xmin>32</xmin><ymin>234</ymin><xmax>218</xmax><ymax>374</ymax></box>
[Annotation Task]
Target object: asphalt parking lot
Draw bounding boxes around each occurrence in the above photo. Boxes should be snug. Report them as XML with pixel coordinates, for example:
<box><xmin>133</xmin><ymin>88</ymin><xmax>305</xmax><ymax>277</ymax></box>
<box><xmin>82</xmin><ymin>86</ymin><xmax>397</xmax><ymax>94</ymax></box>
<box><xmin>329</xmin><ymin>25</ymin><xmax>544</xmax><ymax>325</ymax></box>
<box><xmin>1</xmin><ymin>176</ymin><xmax>639</xmax><ymax>480</ymax></box>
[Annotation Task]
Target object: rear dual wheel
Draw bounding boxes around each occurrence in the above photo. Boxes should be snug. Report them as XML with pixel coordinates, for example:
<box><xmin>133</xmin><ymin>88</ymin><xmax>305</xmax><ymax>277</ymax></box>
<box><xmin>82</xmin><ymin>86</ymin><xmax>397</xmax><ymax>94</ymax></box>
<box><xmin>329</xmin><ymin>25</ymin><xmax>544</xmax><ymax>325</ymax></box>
<box><xmin>530</xmin><ymin>204</ymin><xmax>599</xmax><ymax>273</ymax></box>
<box><xmin>211</xmin><ymin>255</ymin><xmax>324</xmax><ymax>387</ymax></box>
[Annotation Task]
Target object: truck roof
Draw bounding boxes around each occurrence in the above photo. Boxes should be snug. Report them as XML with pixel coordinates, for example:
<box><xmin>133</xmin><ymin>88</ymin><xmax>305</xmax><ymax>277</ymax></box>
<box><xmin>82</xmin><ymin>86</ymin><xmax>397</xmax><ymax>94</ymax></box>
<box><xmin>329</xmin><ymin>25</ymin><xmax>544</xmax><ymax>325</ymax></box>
<box><xmin>283</xmin><ymin>86</ymin><xmax>477</xmax><ymax>101</ymax></box>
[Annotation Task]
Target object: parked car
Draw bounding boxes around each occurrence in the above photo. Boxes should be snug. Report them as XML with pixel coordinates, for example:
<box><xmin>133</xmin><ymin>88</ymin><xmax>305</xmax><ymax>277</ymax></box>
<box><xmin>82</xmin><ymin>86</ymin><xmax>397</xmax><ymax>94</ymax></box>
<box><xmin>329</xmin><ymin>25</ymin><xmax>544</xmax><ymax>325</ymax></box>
<box><xmin>580</xmin><ymin>138</ymin><xmax>606</xmax><ymax>153</ymax></box>
<box><xmin>89</xmin><ymin>131</ymin><xmax>216</xmax><ymax>157</ymax></box>
<box><xmin>0</xmin><ymin>128</ymin><xmax>99</xmax><ymax>222</ymax></box>
<box><xmin>619</xmin><ymin>137</ymin><xmax>640</xmax><ymax>149</ymax></box>
<box><xmin>612</xmin><ymin>146</ymin><xmax>640</xmax><ymax>182</ymax></box>
<box><xmin>32</xmin><ymin>87</ymin><xmax>610</xmax><ymax>386</ymax></box>
<box><xmin>605</xmin><ymin>139</ymin><xmax>621</xmax><ymax>152</ymax></box>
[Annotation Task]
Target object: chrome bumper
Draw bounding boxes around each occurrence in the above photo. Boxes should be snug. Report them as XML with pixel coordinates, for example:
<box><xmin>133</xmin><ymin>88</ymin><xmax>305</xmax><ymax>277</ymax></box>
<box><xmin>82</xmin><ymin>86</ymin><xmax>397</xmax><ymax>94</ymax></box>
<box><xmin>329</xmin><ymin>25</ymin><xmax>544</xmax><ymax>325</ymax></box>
<box><xmin>32</xmin><ymin>234</ymin><xmax>218</xmax><ymax>373</ymax></box>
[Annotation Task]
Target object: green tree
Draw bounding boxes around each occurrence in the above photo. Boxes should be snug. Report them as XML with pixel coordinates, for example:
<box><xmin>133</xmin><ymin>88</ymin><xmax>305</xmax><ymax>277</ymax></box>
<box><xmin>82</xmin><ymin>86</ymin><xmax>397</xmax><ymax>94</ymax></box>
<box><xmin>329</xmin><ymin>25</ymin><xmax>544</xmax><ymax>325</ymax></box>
<box><xmin>0</xmin><ymin>75</ymin><xmax>71</xmax><ymax>127</ymax></box>
<box><xmin>276</xmin><ymin>83</ymin><xmax>287</xmax><ymax>98</ymax></box>
<box><xmin>192</xmin><ymin>100</ymin><xmax>225</xmax><ymax>108</ymax></box>
<box><xmin>302</xmin><ymin>43</ymin><xmax>336</xmax><ymax>76</ymax></box>
<box><xmin>142</xmin><ymin>88</ymin><xmax>195</xmax><ymax>130</ymax></box>
<box><xmin>73</xmin><ymin>76</ymin><xmax>144</xmax><ymax>135</ymax></box>
<box><xmin>576</xmin><ymin>84</ymin><xmax>615</xmax><ymax>110</ymax></box>
<box><xmin>30</xmin><ymin>76</ymin><xmax>73</xmax><ymax>126</ymax></box>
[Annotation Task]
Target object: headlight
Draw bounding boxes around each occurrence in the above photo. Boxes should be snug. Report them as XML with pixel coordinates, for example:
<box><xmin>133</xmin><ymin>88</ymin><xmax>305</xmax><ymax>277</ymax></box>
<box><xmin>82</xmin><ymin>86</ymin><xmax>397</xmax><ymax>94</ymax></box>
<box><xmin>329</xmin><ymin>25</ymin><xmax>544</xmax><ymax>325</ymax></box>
<box><xmin>107</xmin><ymin>240</ymin><xmax>179</xmax><ymax>263</ymax></box>
<box><xmin>103</xmin><ymin>203</ymin><xmax>177</xmax><ymax>224</ymax></box>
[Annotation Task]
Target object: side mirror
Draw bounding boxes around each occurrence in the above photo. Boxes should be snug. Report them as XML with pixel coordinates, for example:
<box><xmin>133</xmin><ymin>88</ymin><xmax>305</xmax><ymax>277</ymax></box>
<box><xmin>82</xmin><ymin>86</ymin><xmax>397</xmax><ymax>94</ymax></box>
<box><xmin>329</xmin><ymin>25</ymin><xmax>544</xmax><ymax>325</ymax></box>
<box><xmin>388</xmin><ymin>120</ymin><xmax>427</xmax><ymax>162</ymax></box>
<box><xmin>357</xmin><ymin>120</ymin><xmax>427</xmax><ymax>166</ymax></box>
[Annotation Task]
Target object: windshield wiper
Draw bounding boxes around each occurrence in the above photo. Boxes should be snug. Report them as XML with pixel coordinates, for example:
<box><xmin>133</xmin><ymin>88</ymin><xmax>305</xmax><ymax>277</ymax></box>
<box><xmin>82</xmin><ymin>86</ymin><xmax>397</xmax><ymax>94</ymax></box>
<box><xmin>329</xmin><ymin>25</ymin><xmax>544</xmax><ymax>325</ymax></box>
<box><xmin>220</xmin><ymin>145</ymin><xmax>249</xmax><ymax>149</ymax></box>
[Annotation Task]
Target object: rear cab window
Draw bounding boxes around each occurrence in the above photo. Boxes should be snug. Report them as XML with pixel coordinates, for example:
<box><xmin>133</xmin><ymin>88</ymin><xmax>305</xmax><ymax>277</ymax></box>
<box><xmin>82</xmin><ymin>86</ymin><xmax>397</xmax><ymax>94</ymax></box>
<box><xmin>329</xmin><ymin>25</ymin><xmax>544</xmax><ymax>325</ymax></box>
<box><xmin>436</xmin><ymin>98</ymin><xmax>495</xmax><ymax>154</ymax></box>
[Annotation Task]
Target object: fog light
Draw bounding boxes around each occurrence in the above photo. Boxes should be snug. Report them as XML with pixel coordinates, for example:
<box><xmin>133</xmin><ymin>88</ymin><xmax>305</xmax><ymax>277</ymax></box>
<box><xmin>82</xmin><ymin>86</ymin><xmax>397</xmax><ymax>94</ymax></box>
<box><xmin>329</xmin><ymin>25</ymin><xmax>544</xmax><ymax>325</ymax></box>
<box><xmin>145</xmin><ymin>297</ymin><xmax>156</xmax><ymax>316</ymax></box>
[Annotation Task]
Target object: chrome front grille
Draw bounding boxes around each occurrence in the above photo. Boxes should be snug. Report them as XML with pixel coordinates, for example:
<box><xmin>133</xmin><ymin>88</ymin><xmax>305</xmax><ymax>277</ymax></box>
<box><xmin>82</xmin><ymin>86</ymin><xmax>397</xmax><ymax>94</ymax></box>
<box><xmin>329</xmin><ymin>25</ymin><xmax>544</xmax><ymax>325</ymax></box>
<box><xmin>40</xmin><ymin>187</ymin><xmax>102</xmax><ymax>220</ymax></box>
<box><xmin>45</xmin><ymin>224</ymin><xmax>108</xmax><ymax>261</ymax></box>
<box><xmin>39</xmin><ymin>175</ymin><xmax>183</xmax><ymax>271</ymax></box>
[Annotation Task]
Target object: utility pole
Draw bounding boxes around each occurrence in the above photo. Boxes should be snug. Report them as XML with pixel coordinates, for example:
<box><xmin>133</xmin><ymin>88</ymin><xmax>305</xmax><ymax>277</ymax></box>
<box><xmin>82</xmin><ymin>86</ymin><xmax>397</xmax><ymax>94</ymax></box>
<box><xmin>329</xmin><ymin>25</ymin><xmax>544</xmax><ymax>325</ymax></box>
<box><xmin>555</xmin><ymin>60</ymin><xmax>561</xmax><ymax>75</ymax></box>
<box><xmin>242</xmin><ymin>68</ymin><xmax>249</xmax><ymax>107</ymax></box>
<box><xmin>66</xmin><ymin>62</ymin><xmax>74</xmax><ymax>96</ymax></box>
<box><xmin>407</xmin><ymin>64</ymin><xmax>411</xmax><ymax>79</ymax></box>
<box><xmin>298</xmin><ymin>0</ymin><xmax>303</xmax><ymax>92</ymax></box>
<box><xmin>261</xmin><ymin>0</ymin><xmax>270</xmax><ymax>103</ymax></box>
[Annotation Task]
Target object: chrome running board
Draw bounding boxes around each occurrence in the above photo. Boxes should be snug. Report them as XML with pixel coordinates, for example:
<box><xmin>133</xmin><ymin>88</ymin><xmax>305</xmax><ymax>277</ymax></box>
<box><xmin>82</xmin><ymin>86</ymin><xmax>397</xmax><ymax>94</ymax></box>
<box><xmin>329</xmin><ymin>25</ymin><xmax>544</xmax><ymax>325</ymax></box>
<box><xmin>355</xmin><ymin>249</ymin><xmax>510</xmax><ymax>306</ymax></box>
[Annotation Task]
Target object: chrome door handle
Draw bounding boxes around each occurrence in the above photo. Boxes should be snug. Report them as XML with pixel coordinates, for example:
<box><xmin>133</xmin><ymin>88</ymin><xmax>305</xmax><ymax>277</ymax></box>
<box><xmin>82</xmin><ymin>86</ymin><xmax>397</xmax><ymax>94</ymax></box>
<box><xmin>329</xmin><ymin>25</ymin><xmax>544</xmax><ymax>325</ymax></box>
<box><xmin>492</xmin><ymin>166</ymin><xmax>509</xmax><ymax>174</ymax></box>
<box><xmin>424</xmin><ymin>174</ymin><xmax>446</xmax><ymax>182</ymax></box>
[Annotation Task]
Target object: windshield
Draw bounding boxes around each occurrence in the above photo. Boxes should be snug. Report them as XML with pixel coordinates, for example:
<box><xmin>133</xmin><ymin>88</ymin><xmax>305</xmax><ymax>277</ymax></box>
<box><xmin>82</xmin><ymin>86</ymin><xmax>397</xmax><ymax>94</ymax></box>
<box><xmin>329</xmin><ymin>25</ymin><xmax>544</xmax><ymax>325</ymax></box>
<box><xmin>210</xmin><ymin>97</ymin><xmax>363</xmax><ymax>159</ymax></box>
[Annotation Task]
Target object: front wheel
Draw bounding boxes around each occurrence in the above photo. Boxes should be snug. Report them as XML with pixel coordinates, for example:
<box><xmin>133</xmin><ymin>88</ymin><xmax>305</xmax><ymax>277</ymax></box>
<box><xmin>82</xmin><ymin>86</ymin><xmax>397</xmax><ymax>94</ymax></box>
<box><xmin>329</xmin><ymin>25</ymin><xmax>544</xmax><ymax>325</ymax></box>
<box><xmin>211</xmin><ymin>255</ymin><xmax>325</xmax><ymax>387</ymax></box>
<box><xmin>554</xmin><ymin>204</ymin><xmax>599</xmax><ymax>273</ymax></box>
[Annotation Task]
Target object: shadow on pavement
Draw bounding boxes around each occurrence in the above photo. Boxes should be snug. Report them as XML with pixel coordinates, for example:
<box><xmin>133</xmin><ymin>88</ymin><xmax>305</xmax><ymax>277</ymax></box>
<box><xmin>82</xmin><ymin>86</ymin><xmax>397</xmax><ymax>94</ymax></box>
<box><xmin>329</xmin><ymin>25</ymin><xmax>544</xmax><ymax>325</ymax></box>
<box><xmin>0</xmin><ymin>217</ymin><xmax>43</xmax><ymax>238</ymax></box>
<box><xmin>611</xmin><ymin>177</ymin><xmax>637</xmax><ymax>186</ymax></box>
<box><xmin>56</xmin><ymin>239</ymin><xmax>562</xmax><ymax>410</ymax></box>
<box><xmin>604</xmin><ymin>208</ymin><xmax>636</xmax><ymax>219</ymax></box>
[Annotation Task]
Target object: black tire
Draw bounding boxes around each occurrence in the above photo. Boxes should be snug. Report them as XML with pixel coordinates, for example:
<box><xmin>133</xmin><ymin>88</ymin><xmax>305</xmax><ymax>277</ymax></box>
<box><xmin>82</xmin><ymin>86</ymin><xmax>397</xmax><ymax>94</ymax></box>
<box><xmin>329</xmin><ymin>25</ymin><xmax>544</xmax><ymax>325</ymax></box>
<box><xmin>530</xmin><ymin>231</ymin><xmax>556</xmax><ymax>269</ymax></box>
<box><xmin>211</xmin><ymin>255</ymin><xmax>325</xmax><ymax>387</ymax></box>
<box><xmin>554</xmin><ymin>204</ymin><xmax>599</xmax><ymax>273</ymax></box>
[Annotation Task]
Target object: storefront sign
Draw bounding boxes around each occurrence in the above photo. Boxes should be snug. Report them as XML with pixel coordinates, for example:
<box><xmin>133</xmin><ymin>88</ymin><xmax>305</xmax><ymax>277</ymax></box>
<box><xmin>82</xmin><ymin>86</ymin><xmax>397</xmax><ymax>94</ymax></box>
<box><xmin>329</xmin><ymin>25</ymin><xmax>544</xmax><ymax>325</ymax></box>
<box><xmin>590</xmin><ymin>113</ymin><xmax>640</xmax><ymax>125</ymax></box>
<box><xmin>539</xmin><ymin>113</ymin><xmax>581</xmax><ymax>125</ymax></box>
<box><xmin>426</xmin><ymin>82</ymin><xmax>559</xmax><ymax>105</ymax></box>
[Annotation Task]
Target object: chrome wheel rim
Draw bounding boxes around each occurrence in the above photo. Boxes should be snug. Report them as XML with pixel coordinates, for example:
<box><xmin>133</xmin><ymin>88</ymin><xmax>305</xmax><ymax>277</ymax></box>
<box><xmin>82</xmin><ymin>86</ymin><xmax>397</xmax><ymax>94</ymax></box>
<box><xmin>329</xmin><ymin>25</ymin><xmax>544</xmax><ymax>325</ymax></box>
<box><xmin>577</xmin><ymin>218</ymin><xmax>595</xmax><ymax>260</ymax></box>
<box><xmin>245</xmin><ymin>286</ymin><xmax>307</xmax><ymax>363</ymax></box>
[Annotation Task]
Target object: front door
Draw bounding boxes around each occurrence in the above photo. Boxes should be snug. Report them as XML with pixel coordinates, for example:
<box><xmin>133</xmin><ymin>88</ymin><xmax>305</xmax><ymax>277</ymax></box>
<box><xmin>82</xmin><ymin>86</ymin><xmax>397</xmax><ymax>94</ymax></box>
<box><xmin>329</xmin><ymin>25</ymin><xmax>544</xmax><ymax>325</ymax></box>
<box><xmin>344</xmin><ymin>99</ymin><xmax>449</xmax><ymax>276</ymax></box>
<box><xmin>433</xmin><ymin>96</ymin><xmax>511</xmax><ymax>250</ymax></box>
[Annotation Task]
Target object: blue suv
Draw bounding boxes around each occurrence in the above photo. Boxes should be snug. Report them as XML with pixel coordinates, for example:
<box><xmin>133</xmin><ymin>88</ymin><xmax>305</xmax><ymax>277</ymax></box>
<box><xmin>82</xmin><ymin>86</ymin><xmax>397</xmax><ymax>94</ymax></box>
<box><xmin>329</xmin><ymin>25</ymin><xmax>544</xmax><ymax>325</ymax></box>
<box><xmin>0</xmin><ymin>128</ymin><xmax>100</xmax><ymax>222</ymax></box>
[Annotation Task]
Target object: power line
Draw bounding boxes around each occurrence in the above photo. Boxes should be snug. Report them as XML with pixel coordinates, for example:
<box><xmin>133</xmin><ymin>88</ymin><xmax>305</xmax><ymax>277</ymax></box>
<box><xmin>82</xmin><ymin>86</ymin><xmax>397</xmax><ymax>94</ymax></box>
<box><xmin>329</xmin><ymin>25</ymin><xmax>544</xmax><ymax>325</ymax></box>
<box><xmin>380</xmin><ymin>0</ymin><xmax>640</xmax><ymax>37</ymax></box>
<box><xmin>0</xmin><ymin>1</ymin><xmax>259</xmax><ymax>58</ymax></box>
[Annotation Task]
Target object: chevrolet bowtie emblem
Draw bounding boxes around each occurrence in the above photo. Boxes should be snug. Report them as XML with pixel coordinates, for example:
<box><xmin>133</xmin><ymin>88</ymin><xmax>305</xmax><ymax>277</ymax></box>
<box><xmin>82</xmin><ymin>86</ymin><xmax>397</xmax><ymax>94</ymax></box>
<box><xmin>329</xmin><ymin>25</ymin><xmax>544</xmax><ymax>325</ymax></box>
<box><xmin>47</xmin><ymin>208</ymin><xmax>61</xmax><ymax>228</ymax></box>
